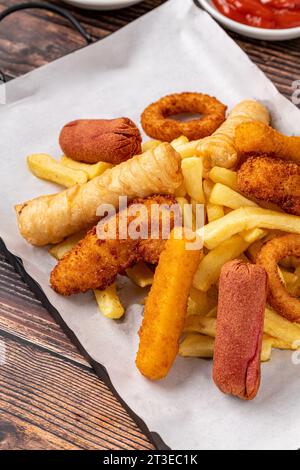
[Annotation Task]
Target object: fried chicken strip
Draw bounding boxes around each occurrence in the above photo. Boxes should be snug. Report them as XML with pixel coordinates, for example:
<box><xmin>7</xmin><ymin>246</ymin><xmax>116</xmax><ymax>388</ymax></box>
<box><xmin>235</xmin><ymin>121</ymin><xmax>300</xmax><ymax>165</ymax></box>
<box><xmin>50</xmin><ymin>196</ymin><xmax>179</xmax><ymax>295</ymax></box>
<box><xmin>238</xmin><ymin>156</ymin><xmax>300</xmax><ymax>216</ymax></box>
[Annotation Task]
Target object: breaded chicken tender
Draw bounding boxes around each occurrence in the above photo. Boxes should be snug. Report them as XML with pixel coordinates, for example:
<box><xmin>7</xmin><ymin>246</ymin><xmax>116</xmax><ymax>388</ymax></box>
<box><xmin>50</xmin><ymin>196</ymin><xmax>179</xmax><ymax>295</ymax></box>
<box><xmin>235</xmin><ymin>121</ymin><xmax>300</xmax><ymax>165</ymax></box>
<box><xmin>238</xmin><ymin>156</ymin><xmax>300</xmax><ymax>216</ymax></box>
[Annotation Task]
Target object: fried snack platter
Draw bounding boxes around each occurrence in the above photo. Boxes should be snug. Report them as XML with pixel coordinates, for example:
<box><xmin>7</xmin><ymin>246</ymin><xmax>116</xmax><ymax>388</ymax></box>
<box><xmin>2</xmin><ymin>0</ymin><xmax>300</xmax><ymax>450</ymax></box>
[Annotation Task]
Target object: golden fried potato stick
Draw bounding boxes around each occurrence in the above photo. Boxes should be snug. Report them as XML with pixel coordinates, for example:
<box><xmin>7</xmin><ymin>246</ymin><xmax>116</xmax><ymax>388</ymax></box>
<box><xmin>16</xmin><ymin>143</ymin><xmax>183</xmax><ymax>246</ymax></box>
<box><xmin>94</xmin><ymin>285</ymin><xmax>125</xmax><ymax>320</ymax></box>
<box><xmin>136</xmin><ymin>229</ymin><xmax>202</xmax><ymax>380</ymax></box>
<box><xmin>235</xmin><ymin>121</ymin><xmax>300</xmax><ymax>165</ymax></box>
<box><xmin>193</xmin><ymin>234</ymin><xmax>250</xmax><ymax>291</ymax></box>
<box><xmin>177</xmin><ymin>100</ymin><xmax>269</xmax><ymax>168</ymax></box>
<box><xmin>60</xmin><ymin>156</ymin><xmax>113</xmax><ymax>180</ymax></box>
<box><xmin>264</xmin><ymin>307</ymin><xmax>300</xmax><ymax>348</ymax></box>
<box><xmin>202</xmin><ymin>207</ymin><xmax>300</xmax><ymax>250</ymax></box>
<box><xmin>27</xmin><ymin>153</ymin><xmax>88</xmax><ymax>187</ymax></box>
<box><xmin>179</xmin><ymin>333</ymin><xmax>272</xmax><ymax>362</ymax></box>
<box><xmin>209</xmin><ymin>166</ymin><xmax>238</xmax><ymax>191</ymax></box>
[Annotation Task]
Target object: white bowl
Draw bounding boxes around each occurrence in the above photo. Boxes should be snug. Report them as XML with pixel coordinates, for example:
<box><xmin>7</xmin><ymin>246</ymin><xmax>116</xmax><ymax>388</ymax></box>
<box><xmin>62</xmin><ymin>0</ymin><xmax>143</xmax><ymax>10</ymax></box>
<box><xmin>198</xmin><ymin>0</ymin><xmax>300</xmax><ymax>40</ymax></box>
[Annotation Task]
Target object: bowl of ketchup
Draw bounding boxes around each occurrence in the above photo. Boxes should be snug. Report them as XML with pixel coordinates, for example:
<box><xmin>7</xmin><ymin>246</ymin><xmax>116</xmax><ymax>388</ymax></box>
<box><xmin>198</xmin><ymin>0</ymin><xmax>300</xmax><ymax>39</ymax></box>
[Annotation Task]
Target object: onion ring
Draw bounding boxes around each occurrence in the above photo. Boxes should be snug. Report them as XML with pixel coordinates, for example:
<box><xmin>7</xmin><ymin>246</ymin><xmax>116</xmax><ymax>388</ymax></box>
<box><xmin>141</xmin><ymin>92</ymin><xmax>227</xmax><ymax>142</ymax></box>
<box><xmin>256</xmin><ymin>234</ymin><xmax>300</xmax><ymax>323</ymax></box>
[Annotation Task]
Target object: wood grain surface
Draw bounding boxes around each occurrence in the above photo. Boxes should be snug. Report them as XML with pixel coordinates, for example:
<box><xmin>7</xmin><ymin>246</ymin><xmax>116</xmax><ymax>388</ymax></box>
<box><xmin>0</xmin><ymin>0</ymin><xmax>299</xmax><ymax>450</ymax></box>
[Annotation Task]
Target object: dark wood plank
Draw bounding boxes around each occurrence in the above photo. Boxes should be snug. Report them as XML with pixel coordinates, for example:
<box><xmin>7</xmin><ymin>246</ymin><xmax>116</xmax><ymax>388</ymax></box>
<box><xmin>0</xmin><ymin>254</ymin><xmax>88</xmax><ymax>365</ymax></box>
<box><xmin>0</xmin><ymin>0</ymin><xmax>167</xmax><ymax>79</ymax></box>
<box><xmin>0</xmin><ymin>0</ymin><xmax>299</xmax><ymax>100</ymax></box>
<box><xmin>0</xmin><ymin>331</ymin><xmax>154</xmax><ymax>450</ymax></box>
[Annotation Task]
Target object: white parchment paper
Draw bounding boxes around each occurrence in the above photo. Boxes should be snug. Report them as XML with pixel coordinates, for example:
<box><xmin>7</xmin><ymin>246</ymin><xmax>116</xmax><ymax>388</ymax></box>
<box><xmin>1</xmin><ymin>0</ymin><xmax>300</xmax><ymax>450</ymax></box>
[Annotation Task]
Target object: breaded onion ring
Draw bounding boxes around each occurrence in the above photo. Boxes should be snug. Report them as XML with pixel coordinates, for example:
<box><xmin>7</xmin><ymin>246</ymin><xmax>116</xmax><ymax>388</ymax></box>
<box><xmin>257</xmin><ymin>234</ymin><xmax>300</xmax><ymax>323</ymax></box>
<box><xmin>141</xmin><ymin>92</ymin><xmax>226</xmax><ymax>142</ymax></box>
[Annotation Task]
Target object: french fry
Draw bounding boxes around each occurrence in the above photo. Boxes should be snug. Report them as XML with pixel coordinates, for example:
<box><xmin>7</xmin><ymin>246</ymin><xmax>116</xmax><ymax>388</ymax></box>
<box><xmin>206</xmin><ymin>203</ymin><xmax>224</xmax><ymax>223</ymax></box>
<box><xmin>202</xmin><ymin>207</ymin><xmax>300</xmax><ymax>250</ymax></box>
<box><xmin>181</xmin><ymin>157</ymin><xmax>205</xmax><ymax>203</ymax></box>
<box><xmin>60</xmin><ymin>155</ymin><xmax>112</xmax><ymax>180</ymax></box>
<box><xmin>209</xmin><ymin>166</ymin><xmax>238</xmax><ymax>191</ymax></box>
<box><xmin>203</xmin><ymin>179</ymin><xmax>214</xmax><ymax>201</ymax></box>
<box><xmin>179</xmin><ymin>334</ymin><xmax>214</xmax><ymax>358</ymax></box>
<box><xmin>278</xmin><ymin>268</ymin><xmax>298</xmax><ymax>287</ymax></box>
<box><xmin>206</xmin><ymin>307</ymin><xmax>218</xmax><ymax>318</ymax></box>
<box><xmin>94</xmin><ymin>284</ymin><xmax>125</xmax><ymax>320</ymax></box>
<box><xmin>136</xmin><ymin>228</ymin><xmax>202</xmax><ymax>380</ymax></box>
<box><xmin>126</xmin><ymin>262</ymin><xmax>154</xmax><ymax>288</ymax></box>
<box><xmin>280</xmin><ymin>256</ymin><xmax>300</xmax><ymax>269</ymax></box>
<box><xmin>49</xmin><ymin>231</ymin><xmax>86</xmax><ymax>260</ymax></box>
<box><xmin>261</xmin><ymin>336</ymin><xmax>273</xmax><ymax>362</ymax></box>
<box><xmin>270</xmin><ymin>337</ymin><xmax>295</xmax><ymax>350</ymax></box>
<box><xmin>209</xmin><ymin>183</ymin><xmax>257</xmax><ymax>210</ymax></box>
<box><xmin>27</xmin><ymin>153</ymin><xmax>88</xmax><ymax>187</ymax></box>
<box><xmin>184</xmin><ymin>315</ymin><xmax>216</xmax><ymax>337</ymax></box>
<box><xmin>193</xmin><ymin>234</ymin><xmax>249</xmax><ymax>291</ymax></box>
<box><xmin>176</xmin><ymin>141</ymin><xmax>200</xmax><ymax>159</ymax></box>
<box><xmin>179</xmin><ymin>333</ymin><xmax>272</xmax><ymax>361</ymax></box>
<box><xmin>189</xmin><ymin>285</ymin><xmax>218</xmax><ymax>315</ymax></box>
<box><xmin>240</xmin><ymin>228</ymin><xmax>267</xmax><ymax>244</ymax></box>
<box><xmin>264</xmin><ymin>307</ymin><xmax>300</xmax><ymax>349</ymax></box>
<box><xmin>176</xmin><ymin>197</ymin><xmax>195</xmax><ymax>231</ymax></box>
<box><xmin>141</xmin><ymin>140</ymin><xmax>161</xmax><ymax>152</ymax></box>
<box><xmin>171</xmin><ymin>135</ymin><xmax>189</xmax><ymax>150</ymax></box>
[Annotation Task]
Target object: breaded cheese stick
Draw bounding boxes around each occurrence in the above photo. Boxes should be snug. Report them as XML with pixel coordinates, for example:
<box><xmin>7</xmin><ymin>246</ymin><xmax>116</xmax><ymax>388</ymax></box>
<box><xmin>213</xmin><ymin>260</ymin><xmax>267</xmax><ymax>400</ymax></box>
<box><xmin>136</xmin><ymin>228</ymin><xmax>202</xmax><ymax>380</ymax></box>
<box><xmin>16</xmin><ymin>143</ymin><xmax>183</xmax><ymax>246</ymax></box>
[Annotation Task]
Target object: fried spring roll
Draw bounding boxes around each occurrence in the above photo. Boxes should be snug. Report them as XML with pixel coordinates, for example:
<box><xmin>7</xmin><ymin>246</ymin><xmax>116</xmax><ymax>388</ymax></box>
<box><xmin>213</xmin><ymin>260</ymin><xmax>267</xmax><ymax>400</ymax></box>
<box><xmin>16</xmin><ymin>143</ymin><xmax>182</xmax><ymax>246</ymax></box>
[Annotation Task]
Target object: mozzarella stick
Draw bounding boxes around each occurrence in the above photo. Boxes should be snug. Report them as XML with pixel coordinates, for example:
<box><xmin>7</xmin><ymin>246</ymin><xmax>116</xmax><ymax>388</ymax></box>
<box><xmin>213</xmin><ymin>260</ymin><xmax>267</xmax><ymax>400</ymax></box>
<box><xmin>136</xmin><ymin>229</ymin><xmax>202</xmax><ymax>380</ymax></box>
<box><xmin>15</xmin><ymin>143</ymin><xmax>183</xmax><ymax>246</ymax></box>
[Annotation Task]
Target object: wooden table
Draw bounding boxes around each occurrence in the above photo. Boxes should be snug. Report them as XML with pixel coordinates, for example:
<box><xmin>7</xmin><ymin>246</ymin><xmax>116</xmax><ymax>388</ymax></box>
<box><xmin>0</xmin><ymin>0</ymin><xmax>299</xmax><ymax>450</ymax></box>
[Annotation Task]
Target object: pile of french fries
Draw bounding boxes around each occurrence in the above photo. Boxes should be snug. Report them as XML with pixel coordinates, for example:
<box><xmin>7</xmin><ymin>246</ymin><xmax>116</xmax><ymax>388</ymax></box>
<box><xmin>30</xmin><ymin>136</ymin><xmax>300</xmax><ymax>360</ymax></box>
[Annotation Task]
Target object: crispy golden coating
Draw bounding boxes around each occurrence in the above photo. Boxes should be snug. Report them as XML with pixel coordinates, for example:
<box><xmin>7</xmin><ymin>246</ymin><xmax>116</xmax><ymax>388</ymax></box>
<box><xmin>235</xmin><ymin>121</ymin><xmax>300</xmax><ymax>165</ymax></box>
<box><xmin>238</xmin><ymin>156</ymin><xmax>300</xmax><ymax>216</ymax></box>
<box><xmin>256</xmin><ymin>234</ymin><xmax>300</xmax><ymax>323</ymax></box>
<box><xmin>136</xmin><ymin>229</ymin><xmax>203</xmax><ymax>380</ymax></box>
<box><xmin>141</xmin><ymin>92</ymin><xmax>226</xmax><ymax>142</ymax></box>
<box><xmin>50</xmin><ymin>196</ymin><xmax>179</xmax><ymax>295</ymax></box>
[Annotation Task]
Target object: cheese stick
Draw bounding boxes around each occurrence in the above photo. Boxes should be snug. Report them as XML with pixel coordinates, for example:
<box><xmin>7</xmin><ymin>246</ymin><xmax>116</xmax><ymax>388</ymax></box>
<box><xmin>15</xmin><ymin>143</ymin><xmax>183</xmax><ymax>246</ymax></box>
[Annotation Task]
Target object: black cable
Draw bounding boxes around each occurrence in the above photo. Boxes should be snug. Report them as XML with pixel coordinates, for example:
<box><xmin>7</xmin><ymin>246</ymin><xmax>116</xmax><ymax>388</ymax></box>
<box><xmin>193</xmin><ymin>0</ymin><xmax>204</xmax><ymax>10</ymax></box>
<box><xmin>0</xmin><ymin>1</ymin><xmax>94</xmax><ymax>81</ymax></box>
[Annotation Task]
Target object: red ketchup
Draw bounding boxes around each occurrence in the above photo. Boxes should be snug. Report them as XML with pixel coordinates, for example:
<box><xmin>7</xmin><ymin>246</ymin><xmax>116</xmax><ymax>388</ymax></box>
<box><xmin>212</xmin><ymin>0</ymin><xmax>300</xmax><ymax>29</ymax></box>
